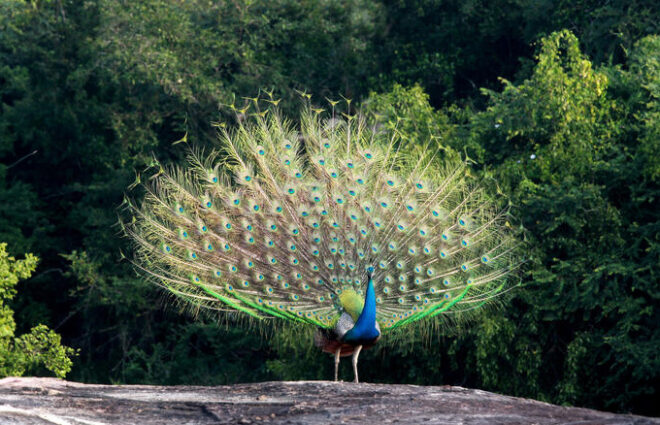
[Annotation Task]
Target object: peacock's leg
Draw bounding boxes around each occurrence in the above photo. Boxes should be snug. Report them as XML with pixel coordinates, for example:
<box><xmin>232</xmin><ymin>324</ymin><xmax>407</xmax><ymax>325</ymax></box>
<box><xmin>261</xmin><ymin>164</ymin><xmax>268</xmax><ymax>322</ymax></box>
<box><xmin>351</xmin><ymin>345</ymin><xmax>363</xmax><ymax>383</ymax></box>
<box><xmin>334</xmin><ymin>347</ymin><xmax>341</xmax><ymax>382</ymax></box>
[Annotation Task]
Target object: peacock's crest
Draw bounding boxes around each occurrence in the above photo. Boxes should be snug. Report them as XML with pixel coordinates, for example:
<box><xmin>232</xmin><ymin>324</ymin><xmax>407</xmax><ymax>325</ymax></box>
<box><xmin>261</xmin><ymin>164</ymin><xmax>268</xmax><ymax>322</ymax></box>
<box><xmin>123</xmin><ymin>104</ymin><xmax>521</xmax><ymax>334</ymax></box>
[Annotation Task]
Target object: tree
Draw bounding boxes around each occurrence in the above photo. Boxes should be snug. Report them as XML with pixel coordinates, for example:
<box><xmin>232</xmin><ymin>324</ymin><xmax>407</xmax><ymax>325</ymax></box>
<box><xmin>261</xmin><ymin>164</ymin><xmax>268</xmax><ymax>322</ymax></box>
<box><xmin>461</xmin><ymin>30</ymin><xmax>659</xmax><ymax>414</ymax></box>
<box><xmin>0</xmin><ymin>243</ymin><xmax>75</xmax><ymax>378</ymax></box>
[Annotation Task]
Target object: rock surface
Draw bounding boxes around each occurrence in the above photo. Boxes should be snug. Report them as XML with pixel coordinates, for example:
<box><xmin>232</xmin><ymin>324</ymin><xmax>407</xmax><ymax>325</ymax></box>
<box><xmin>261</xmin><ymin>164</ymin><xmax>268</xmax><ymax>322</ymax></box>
<box><xmin>0</xmin><ymin>377</ymin><xmax>657</xmax><ymax>425</ymax></box>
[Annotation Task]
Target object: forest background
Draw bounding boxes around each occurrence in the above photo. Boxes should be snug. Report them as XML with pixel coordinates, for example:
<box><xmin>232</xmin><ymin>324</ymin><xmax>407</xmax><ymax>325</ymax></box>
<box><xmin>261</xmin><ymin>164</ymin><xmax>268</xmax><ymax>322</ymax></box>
<box><xmin>0</xmin><ymin>0</ymin><xmax>658</xmax><ymax>416</ymax></box>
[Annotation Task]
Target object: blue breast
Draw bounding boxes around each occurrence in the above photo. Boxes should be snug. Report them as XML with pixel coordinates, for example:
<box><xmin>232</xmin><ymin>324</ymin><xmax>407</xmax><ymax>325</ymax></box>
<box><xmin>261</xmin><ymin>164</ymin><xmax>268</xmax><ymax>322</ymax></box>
<box><xmin>342</xmin><ymin>278</ymin><xmax>380</xmax><ymax>342</ymax></box>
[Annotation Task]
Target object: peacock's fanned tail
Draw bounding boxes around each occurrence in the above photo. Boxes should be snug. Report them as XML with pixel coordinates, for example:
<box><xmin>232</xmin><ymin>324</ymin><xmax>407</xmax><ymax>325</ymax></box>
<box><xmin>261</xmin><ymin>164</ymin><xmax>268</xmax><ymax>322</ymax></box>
<box><xmin>123</xmin><ymin>108</ymin><xmax>520</xmax><ymax>331</ymax></box>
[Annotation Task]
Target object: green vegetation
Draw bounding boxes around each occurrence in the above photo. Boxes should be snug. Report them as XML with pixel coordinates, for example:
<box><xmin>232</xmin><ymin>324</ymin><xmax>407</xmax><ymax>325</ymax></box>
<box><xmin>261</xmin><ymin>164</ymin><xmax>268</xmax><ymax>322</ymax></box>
<box><xmin>0</xmin><ymin>243</ymin><xmax>75</xmax><ymax>378</ymax></box>
<box><xmin>0</xmin><ymin>0</ymin><xmax>657</xmax><ymax>416</ymax></box>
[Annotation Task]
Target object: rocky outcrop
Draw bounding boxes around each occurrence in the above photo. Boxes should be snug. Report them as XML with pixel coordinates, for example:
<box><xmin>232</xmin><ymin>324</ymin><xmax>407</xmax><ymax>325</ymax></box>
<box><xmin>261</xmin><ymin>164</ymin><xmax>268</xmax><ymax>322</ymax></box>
<box><xmin>0</xmin><ymin>377</ymin><xmax>657</xmax><ymax>425</ymax></box>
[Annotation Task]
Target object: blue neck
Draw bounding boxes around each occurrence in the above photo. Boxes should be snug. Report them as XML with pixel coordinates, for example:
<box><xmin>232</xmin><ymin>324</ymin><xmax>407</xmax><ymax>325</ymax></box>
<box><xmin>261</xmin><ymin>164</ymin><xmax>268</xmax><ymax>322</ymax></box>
<box><xmin>342</xmin><ymin>278</ymin><xmax>379</xmax><ymax>342</ymax></box>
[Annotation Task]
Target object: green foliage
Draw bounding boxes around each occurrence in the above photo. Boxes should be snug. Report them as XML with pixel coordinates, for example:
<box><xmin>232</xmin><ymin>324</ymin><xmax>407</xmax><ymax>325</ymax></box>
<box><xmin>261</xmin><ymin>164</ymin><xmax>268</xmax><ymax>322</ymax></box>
<box><xmin>616</xmin><ymin>35</ymin><xmax>660</xmax><ymax>182</ymax></box>
<box><xmin>369</xmin><ymin>0</ymin><xmax>658</xmax><ymax>103</ymax></box>
<box><xmin>363</xmin><ymin>84</ymin><xmax>460</xmax><ymax>160</ymax></box>
<box><xmin>531</xmin><ymin>0</ymin><xmax>660</xmax><ymax>65</ymax></box>
<box><xmin>0</xmin><ymin>243</ymin><xmax>75</xmax><ymax>378</ymax></box>
<box><xmin>459</xmin><ymin>30</ymin><xmax>660</xmax><ymax>413</ymax></box>
<box><xmin>474</xmin><ymin>30</ymin><xmax>614</xmax><ymax>166</ymax></box>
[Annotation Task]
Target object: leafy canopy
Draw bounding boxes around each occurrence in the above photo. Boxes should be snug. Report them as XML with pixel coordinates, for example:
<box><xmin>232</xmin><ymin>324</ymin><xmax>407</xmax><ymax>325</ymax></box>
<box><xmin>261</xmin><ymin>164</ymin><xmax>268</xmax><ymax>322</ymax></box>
<box><xmin>0</xmin><ymin>243</ymin><xmax>76</xmax><ymax>378</ymax></box>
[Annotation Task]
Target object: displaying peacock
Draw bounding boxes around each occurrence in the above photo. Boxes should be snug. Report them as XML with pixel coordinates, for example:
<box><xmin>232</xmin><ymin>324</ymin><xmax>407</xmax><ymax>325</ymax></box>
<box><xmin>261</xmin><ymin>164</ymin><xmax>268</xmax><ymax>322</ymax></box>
<box><xmin>122</xmin><ymin>101</ymin><xmax>520</xmax><ymax>383</ymax></box>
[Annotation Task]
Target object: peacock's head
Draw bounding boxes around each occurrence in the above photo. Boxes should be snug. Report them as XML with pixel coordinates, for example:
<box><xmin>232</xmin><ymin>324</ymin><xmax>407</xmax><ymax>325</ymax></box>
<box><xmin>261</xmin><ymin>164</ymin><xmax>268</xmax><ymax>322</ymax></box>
<box><xmin>366</xmin><ymin>266</ymin><xmax>374</xmax><ymax>279</ymax></box>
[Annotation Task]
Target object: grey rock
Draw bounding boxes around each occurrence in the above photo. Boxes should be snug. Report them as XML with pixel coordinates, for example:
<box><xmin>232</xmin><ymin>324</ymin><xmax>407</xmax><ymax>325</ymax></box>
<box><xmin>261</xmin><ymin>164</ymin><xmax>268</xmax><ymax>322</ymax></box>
<box><xmin>0</xmin><ymin>377</ymin><xmax>657</xmax><ymax>425</ymax></box>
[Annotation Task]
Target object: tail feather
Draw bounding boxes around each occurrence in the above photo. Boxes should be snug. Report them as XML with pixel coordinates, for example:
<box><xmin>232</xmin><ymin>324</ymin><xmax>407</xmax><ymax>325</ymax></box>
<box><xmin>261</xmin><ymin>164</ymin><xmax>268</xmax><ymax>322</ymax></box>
<box><xmin>124</xmin><ymin>107</ymin><xmax>521</xmax><ymax>331</ymax></box>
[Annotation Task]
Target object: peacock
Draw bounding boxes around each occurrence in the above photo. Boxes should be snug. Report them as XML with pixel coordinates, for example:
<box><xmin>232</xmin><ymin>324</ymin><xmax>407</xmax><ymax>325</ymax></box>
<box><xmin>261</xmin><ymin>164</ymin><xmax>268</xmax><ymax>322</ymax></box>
<box><xmin>122</xmin><ymin>100</ymin><xmax>520</xmax><ymax>383</ymax></box>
